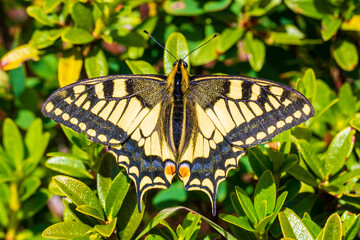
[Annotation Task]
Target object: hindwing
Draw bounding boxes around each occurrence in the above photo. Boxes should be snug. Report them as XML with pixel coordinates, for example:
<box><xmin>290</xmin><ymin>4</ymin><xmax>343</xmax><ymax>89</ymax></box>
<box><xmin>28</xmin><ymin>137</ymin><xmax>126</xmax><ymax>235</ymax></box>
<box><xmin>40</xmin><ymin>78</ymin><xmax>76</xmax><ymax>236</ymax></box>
<box><xmin>177</xmin><ymin>97</ymin><xmax>246</xmax><ymax>215</ymax></box>
<box><xmin>109</xmin><ymin>101</ymin><xmax>176</xmax><ymax>212</ymax></box>
<box><xmin>189</xmin><ymin>75</ymin><xmax>314</xmax><ymax>148</ymax></box>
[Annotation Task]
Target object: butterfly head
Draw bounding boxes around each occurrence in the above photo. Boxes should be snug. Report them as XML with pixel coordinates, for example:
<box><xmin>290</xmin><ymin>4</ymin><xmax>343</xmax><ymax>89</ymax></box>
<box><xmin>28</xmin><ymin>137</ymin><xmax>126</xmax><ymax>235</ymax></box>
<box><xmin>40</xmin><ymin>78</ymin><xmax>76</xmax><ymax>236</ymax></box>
<box><xmin>173</xmin><ymin>59</ymin><xmax>188</xmax><ymax>73</ymax></box>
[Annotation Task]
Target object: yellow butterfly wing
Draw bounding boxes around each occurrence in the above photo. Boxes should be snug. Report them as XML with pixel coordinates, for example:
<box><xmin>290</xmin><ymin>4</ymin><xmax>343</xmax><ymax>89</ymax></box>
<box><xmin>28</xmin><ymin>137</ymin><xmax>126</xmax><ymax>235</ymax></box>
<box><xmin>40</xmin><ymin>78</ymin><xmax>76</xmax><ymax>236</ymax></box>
<box><xmin>42</xmin><ymin>75</ymin><xmax>177</xmax><ymax>211</ymax></box>
<box><xmin>178</xmin><ymin>75</ymin><xmax>314</xmax><ymax>215</ymax></box>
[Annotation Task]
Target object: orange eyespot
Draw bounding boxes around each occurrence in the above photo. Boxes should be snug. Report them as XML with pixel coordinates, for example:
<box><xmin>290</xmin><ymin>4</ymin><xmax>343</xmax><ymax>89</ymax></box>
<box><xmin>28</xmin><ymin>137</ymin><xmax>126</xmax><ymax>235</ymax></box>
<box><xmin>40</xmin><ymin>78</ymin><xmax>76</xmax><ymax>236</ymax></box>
<box><xmin>179</xmin><ymin>163</ymin><xmax>190</xmax><ymax>178</ymax></box>
<box><xmin>165</xmin><ymin>162</ymin><xmax>176</xmax><ymax>175</ymax></box>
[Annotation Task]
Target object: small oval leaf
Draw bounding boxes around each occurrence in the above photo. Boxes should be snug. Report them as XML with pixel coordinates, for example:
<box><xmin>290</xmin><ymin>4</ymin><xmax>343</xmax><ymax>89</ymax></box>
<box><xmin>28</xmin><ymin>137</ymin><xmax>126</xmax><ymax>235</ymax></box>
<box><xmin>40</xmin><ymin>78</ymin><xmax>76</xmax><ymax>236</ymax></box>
<box><xmin>164</xmin><ymin>32</ymin><xmax>189</xmax><ymax>75</ymax></box>
<box><xmin>333</xmin><ymin>40</ymin><xmax>359</xmax><ymax>71</ymax></box>
<box><xmin>53</xmin><ymin>175</ymin><xmax>104</xmax><ymax>221</ymax></box>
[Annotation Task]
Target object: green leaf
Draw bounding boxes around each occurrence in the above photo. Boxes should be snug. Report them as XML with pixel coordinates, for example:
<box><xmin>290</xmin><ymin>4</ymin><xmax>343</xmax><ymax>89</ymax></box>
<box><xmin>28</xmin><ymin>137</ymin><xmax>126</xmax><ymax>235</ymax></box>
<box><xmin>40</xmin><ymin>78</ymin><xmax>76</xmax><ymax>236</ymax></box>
<box><xmin>3</xmin><ymin>118</ymin><xmax>24</xmax><ymax>167</ymax></box>
<box><xmin>341</xmin><ymin>211</ymin><xmax>356</xmax><ymax>229</ymax></box>
<box><xmin>58</xmin><ymin>48</ymin><xmax>83</xmax><ymax>87</ymax></box>
<box><xmin>183</xmin><ymin>212</ymin><xmax>201</xmax><ymax>240</ymax></box>
<box><xmin>190</xmin><ymin>34</ymin><xmax>219</xmax><ymax>66</ymax></box>
<box><xmin>266</xmin><ymin>31</ymin><xmax>321</xmax><ymax>45</ymax></box>
<box><xmin>342</xmin><ymin>212</ymin><xmax>360</xmax><ymax>240</ymax></box>
<box><xmin>216</xmin><ymin>28</ymin><xmax>244</xmax><ymax>54</ymax></box>
<box><xmin>302</xmin><ymin>213</ymin><xmax>321</xmax><ymax>238</ymax></box>
<box><xmin>254</xmin><ymin>213</ymin><xmax>274</xmax><ymax>232</ymax></box>
<box><xmin>308</xmin><ymin>98</ymin><xmax>339</xmax><ymax>128</ymax></box>
<box><xmin>159</xmin><ymin>220</ymin><xmax>177</xmax><ymax>238</ymax></box>
<box><xmin>16</xmin><ymin>109</ymin><xmax>35</xmax><ymax>130</ymax></box>
<box><xmin>287</xmin><ymin>164</ymin><xmax>318</xmax><ymax>187</ymax></box>
<box><xmin>0</xmin><ymin>148</ymin><xmax>12</xmax><ymax>177</ymax></box>
<box><xmin>62</xmin><ymin>198</ymin><xmax>98</xmax><ymax>226</ymax></box>
<box><xmin>288</xmin><ymin>193</ymin><xmax>316</xmax><ymax>219</ymax></box>
<box><xmin>280</xmin><ymin>154</ymin><xmax>298</xmax><ymax>174</ymax></box>
<box><xmin>325</xmin><ymin>127</ymin><xmax>355</xmax><ymax>176</ymax></box>
<box><xmin>163</xmin><ymin>0</ymin><xmax>231</xmax><ymax>15</ymax></box>
<box><xmin>329</xmin><ymin>168</ymin><xmax>360</xmax><ymax>187</ymax></box>
<box><xmin>76</xmin><ymin>205</ymin><xmax>105</xmax><ymax>223</ymax></box>
<box><xmin>338</xmin><ymin>83</ymin><xmax>357</xmax><ymax>116</ymax></box>
<box><xmin>248</xmin><ymin>147</ymin><xmax>271</xmax><ymax>178</ymax></box>
<box><xmin>53</xmin><ymin>175</ymin><xmax>104</xmax><ymax>221</ymax></box>
<box><xmin>85</xmin><ymin>47</ymin><xmax>108</xmax><ymax>78</ymax></box>
<box><xmin>0</xmin><ymin>200</ymin><xmax>9</xmax><ymax>227</ymax></box>
<box><xmin>136</xmin><ymin>207</ymin><xmax>183</xmax><ymax>240</ymax></box>
<box><xmin>200</xmin><ymin>213</ymin><xmax>237</xmax><ymax>240</ymax></box>
<box><xmin>145</xmin><ymin>235</ymin><xmax>167</xmax><ymax>240</ymax></box>
<box><xmin>321</xmin><ymin>16</ymin><xmax>342</xmax><ymax>41</ymax></box>
<box><xmin>332</xmin><ymin>40</ymin><xmax>359</xmax><ymax>71</ymax></box>
<box><xmin>254</xmin><ymin>170</ymin><xmax>276</xmax><ymax>217</ymax></box>
<box><xmin>322</xmin><ymin>213</ymin><xmax>342</xmax><ymax>240</ymax></box>
<box><xmin>297</xmin><ymin>69</ymin><xmax>316</xmax><ymax>103</ymax></box>
<box><xmin>295</xmin><ymin>139</ymin><xmax>324</xmax><ymax>180</ymax></box>
<box><xmin>71</xmin><ymin>2</ymin><xmax>94</xmax><ymax>32</ymax></box>
<box><xmin>97</xmin><ymin>154</ymin><xmax>120</xmax><ymax>210</ymax></box>
<box><xmin>24</xmin><ymin>119</ymin><xmax>49</xmax><ymax>165</ymax></box>
<box><xmin>42</xmin><ymin>221</ymin><xmax>92</xmax><ymax>239</ymax></box>
<box><xmin>163</xmin><ymin>0</ymin><xmax>203</xmax><ymax>15</ymax></box>
<box><xmin>244</xmin><ymin>32</ymin><xmax>265</xmax><ymax>72</ymax></box>
<box><xmin>62</xmin><ymin>28</ymin><xmax>95</xmax><ymax>45</ymax></box>
<box><xmin>269</xmin><ymin>149</ymin><xmax>284</xmax><ymax>174</ymax></box>
<box><xmin>152</xmin><ymin>180</ymin><xmax>187</xmax><ymax>209</ymax></box>
<box><xmin>45</xmin><ymin>156</ymin><xmax>94</xmax><ymax>179</ymax></box>
<box><xmin>203</xmin><ymin>0</ymin><xmax>232</xmax><ymax>12</ymax></box>
<box><xmin>278</xmin><ymin>208</ymin><xmax>314</xmax><ymax>240</ymax></box>
<box><xmin>94</xmin><ymin>217</ymin><xmax>117</xmax><ymax>237</ymax></box>
<box><xmin>126</xmin><ymin>60</ymin><xmax>157</xmax><ymax>74</ymax></box>
<box><xmin>177</xmin><ymin>225</ymin><xmax>184</xmax><ymax>238</ymax></box>
<box><xmin>269</xmin><ymin>191</ymin><xmax>287</xmax><ymax>226</ymax></box>
<box><xmin>284</xmin><ymin>0</ymin><xmax>331</xmax><ymax>19</ymax></box>
<box><xmin>45</xmin><ymin>0</ymin><xmax>62</xmax><ymax>12</ymax></box>
<box><xmin>118</xmin><ymin>187</ymin><xmax>145</xmax><ymax>240</ymax></box>
<box><xmin>219</xmin><ymin>214</ymin><xmax>255</xmax><ymax>232</ymax></box>
<box><xmin>26</xmin><ymin>6</ymin><xmax>56</xmax><ymax>26</ymax></box>
<box><xmin>235</xmin><ymin>186</ymin><xmax>258</xmax><ymax>224</ymax></box>
<box><xmin>350</xmin><ymin>114</ymin><xmax>360</xmax><ymax>131</ymax></box>
<box><xmin>273</xmin><ymin>130</ymin><xmax>292</xmax><ymax>155</ymax></box>
<box><xmin>246</xmin><ymin>0</ymin><xmax>281</xmax><ymax>16</ymax></box>
<box><xmin>30</xmin><ymin>30</ymin><xmax>55</xmax><ymax>49</ymax></box>
<box><xmin>20</xmin><ymin>189</ymin><xmax>51</xmax><ymax>219</ymax></box>
<box><xmin>19</xmin><ymin>176</ymin><xmax>41</xmax><ymax>201</ymax></box>
<box><xmin>164</xmin><ymin>32</ymin><xmax>189</xmax><ymax>75</ymax></box>
<box><xmin>105</xmin><ymin>171</ymin><xmax>131</xmax><ymax>221</ymax></box>
<box><xmin>9</xmin><ymin>65</ymin><xmax>26</xmax><ymax>97</ymax></box>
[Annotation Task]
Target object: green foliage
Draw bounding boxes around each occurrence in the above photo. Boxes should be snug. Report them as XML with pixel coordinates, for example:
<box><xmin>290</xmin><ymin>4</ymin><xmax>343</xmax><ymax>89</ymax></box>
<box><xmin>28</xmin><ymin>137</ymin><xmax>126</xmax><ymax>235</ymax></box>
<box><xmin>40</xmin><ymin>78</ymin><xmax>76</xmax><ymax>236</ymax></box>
<box><xmin>0</xmin><ymin>119</ymin><xmax>50</xmax><ymax>239</ymax></box>
<box><xmin>220</xmin><ymin>171</ymin><xmax>287</xmax><ymax>239</ymax></box>
<box><xmin>0</xmin><ymin>0</ymin><xmax>360</xmax><ymax>239</ymax></box>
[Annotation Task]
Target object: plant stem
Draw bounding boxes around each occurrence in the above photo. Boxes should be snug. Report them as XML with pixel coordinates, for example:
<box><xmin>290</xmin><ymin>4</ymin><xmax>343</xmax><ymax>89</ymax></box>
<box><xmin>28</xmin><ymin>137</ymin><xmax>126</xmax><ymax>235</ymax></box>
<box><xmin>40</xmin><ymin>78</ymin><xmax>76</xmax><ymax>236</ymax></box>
<box><xmin>6</xmin><ymin>183</ymin><xmax>20</xmax><ymax>240</ymax></box>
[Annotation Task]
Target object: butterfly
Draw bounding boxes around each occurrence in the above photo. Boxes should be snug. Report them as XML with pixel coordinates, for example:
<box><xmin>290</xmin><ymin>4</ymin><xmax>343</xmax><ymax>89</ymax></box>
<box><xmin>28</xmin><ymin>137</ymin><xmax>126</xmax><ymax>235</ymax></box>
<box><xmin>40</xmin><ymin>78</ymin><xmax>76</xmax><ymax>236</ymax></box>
<box><xmin>42</xmin><ymin>34</ymin><xmax>314</xmax><ymax>216</ymax></box>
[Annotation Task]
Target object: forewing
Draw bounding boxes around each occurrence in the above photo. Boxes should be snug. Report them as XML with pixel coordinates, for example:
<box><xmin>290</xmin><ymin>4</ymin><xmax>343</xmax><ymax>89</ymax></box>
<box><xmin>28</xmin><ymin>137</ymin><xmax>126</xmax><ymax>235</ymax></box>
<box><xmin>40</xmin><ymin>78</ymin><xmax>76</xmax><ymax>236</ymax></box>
<box><xmin>42</xmin><ymin>74</ymin><xmax>176</xmax><ymax>211</ymax></box>
<box><xmin>109</xmin><ymin>100</ymin><xmax>176</xmax><ymax>212</ymax></box>
<box><xmin>42</xmin><ymin>74</ymin><xmax>167</xmax><ymax>145</ymax></box>
<box><xmin>177</xmin><ymin>97</ymin><xmax>246</xmax><ymax>216</ymax></box>
<box><xmin>189</xmin><ymin>75</ymin><xmax>314</xmax><ymax>148</ymax></box>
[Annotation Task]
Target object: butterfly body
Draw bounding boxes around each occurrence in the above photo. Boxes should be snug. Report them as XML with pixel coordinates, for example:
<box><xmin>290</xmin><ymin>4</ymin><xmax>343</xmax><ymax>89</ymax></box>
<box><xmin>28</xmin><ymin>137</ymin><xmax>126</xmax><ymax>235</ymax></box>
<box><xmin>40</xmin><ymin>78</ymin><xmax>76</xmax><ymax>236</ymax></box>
<box><xmin>42</xmin><ymin>59</ymin><xmax>314</xmax><ymax>215</ymax></box>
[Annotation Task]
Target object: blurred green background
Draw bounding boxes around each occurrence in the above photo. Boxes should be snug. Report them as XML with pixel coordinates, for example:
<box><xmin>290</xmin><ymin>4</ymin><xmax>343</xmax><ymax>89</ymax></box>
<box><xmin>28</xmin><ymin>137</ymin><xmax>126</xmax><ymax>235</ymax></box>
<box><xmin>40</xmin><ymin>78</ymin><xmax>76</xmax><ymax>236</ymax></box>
<box><xmin>0</xmin><ymin>0</ymin><xmax>360</xmax><ymax>239</ymax></box>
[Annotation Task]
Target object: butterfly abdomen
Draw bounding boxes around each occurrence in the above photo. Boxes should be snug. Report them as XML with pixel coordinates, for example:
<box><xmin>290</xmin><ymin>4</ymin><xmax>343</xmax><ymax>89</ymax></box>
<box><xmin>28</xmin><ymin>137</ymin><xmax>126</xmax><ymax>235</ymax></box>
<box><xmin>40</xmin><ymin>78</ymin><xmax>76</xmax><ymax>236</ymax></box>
<box><xmin>172</xmin><ymin>99</ymin><xmax>184</xmax><ymax>150</ymax></box>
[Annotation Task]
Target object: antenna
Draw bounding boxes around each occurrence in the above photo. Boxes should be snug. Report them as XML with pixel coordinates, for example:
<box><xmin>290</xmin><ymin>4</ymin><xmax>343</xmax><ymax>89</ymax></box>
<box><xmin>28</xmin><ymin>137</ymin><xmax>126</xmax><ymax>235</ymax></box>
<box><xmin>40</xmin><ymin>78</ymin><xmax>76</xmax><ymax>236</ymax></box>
<box><xmin>144</xmin><ymin>30</ymin><xmax>177</xmax><ymax>61</ymax></box>
<box><xmin>183</xmin><ymin>34</ymin><xmax>218</xmax><ymax>60</ymax></box>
